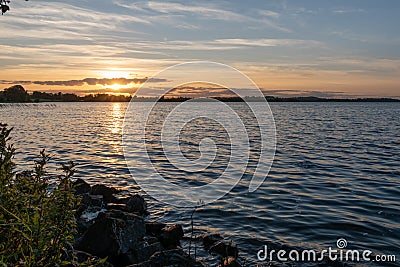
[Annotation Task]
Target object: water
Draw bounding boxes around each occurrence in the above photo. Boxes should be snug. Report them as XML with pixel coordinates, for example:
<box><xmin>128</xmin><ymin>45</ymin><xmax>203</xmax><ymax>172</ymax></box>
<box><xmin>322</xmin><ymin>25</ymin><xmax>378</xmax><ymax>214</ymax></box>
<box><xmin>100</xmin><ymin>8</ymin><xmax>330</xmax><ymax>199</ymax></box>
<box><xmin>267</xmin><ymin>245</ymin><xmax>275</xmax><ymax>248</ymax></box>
<box><xmin>1</xmin><ymin>102</ymin><xmax>399</xmax><ymax>266</ymax></box>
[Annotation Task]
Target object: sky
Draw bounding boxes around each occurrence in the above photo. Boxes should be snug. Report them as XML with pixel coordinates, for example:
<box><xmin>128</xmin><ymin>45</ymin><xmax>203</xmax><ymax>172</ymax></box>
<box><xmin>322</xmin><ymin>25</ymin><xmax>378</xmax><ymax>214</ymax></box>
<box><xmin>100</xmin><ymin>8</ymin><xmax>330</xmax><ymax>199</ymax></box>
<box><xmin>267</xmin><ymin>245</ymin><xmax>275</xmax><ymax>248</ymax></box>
<box><xmin>0</xmin><ymin>0</ymin><xmax>399</xmax><ymax>98</ymax></box>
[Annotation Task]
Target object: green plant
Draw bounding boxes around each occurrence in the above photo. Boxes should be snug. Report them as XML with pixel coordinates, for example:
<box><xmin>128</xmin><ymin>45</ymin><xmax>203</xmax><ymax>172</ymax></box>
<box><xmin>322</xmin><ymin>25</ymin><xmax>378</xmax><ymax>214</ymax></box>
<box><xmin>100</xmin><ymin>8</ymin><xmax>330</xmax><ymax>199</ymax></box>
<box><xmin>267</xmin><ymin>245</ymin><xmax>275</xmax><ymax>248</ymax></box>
<box><xmin>0</xmin><ymin>123</ymin><xmax>79</xmax><ymax>266</ymax></box>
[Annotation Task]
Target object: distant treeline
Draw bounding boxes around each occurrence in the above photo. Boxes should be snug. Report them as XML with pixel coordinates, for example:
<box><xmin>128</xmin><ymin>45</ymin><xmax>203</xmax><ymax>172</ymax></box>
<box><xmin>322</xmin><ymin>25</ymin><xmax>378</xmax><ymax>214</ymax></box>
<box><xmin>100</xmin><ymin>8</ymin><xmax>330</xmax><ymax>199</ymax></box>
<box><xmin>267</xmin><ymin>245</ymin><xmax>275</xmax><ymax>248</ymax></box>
<box><xmin>134</xmin><ymin>96</ymin><xmax>400</xmax><ymax>102</ymax></box>
<box><xmin>0</xmin><ymin>85</ymin><xmax>399</xmax><ymax>103</ymax></box>
<box><xmin>0</xmin><ymin>85</ymin><xmax>131</xmax><ymax>102</ymax></box>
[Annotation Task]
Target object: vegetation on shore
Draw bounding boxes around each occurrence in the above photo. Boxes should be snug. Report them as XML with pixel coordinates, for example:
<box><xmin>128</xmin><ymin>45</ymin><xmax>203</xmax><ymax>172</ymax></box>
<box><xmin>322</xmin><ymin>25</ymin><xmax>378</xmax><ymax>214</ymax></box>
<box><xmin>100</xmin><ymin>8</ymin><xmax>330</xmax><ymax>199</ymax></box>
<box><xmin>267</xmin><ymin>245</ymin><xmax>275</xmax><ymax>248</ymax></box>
<box><xmin>0</xmin><ymin>85</ymin><xmax>131</xmax><ymax>103</ymax></box>
<box><xmin>0</xmin><ymin>124</ymin><xmax>86</xmax><ymax>266</ymax></box>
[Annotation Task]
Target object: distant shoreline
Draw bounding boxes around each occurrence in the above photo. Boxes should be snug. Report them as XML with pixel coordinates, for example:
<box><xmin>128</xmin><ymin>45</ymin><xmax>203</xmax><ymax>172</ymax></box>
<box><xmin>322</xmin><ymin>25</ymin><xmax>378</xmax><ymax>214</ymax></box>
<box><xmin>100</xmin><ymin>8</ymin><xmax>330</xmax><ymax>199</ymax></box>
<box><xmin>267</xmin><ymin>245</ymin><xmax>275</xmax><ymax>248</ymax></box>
<box><xmin>132</xmin><ymin>96</ymin><xmax>400</xmax><ymax>103</ymax></box>
<box><xmin>1</xmin><ymin>85</ymin><xmax>399</xmax><ymax>103</ymax></box>
<box><xmin>1</xmin><ymin>96</ymin><xmax>399</xmax><ymax>103</ymax></box>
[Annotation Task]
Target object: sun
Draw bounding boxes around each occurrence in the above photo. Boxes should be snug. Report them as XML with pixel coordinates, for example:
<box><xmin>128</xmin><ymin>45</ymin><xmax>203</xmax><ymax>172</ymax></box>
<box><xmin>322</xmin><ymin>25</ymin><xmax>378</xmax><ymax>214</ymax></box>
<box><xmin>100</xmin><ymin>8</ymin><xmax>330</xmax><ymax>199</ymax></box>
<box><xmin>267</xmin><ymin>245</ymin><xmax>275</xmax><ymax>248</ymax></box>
<box><xmin>109</xmin><ymin>83</ymin><xmax>124</xmax><ymax>90</ymax></box>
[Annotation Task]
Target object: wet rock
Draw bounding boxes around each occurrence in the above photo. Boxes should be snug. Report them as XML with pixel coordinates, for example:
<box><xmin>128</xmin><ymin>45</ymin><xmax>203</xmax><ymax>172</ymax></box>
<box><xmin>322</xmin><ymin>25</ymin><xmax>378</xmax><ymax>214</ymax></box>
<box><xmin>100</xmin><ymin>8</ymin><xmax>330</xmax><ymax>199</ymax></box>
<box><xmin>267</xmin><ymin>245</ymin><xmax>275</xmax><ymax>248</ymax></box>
<box><xmin>106</xmin><ymin>203</ymin><xmax>128</xmax><ymax>212</ymax></box>
<box><xmin>76</xmin><ymin>194</ymin><xmax>104</xmax><ymax>222</ymax></box>
<box><xmin>116</xmin><ymin>241</ymin><xmax>163</xmax><ymax>266</ymax></box>
<box><xmin>143</xmin><ymin>236</ymin><xmax>160</xmax><ymax>245</ymax></box>
<box><xmin>76</xmin><ymin>210</ymin><xmax>145</xmax><ymax>258</ymax></box>
<box><xmin>128</xmin><ymin>249</ymin><xmax>205</xmax><ymax>267</ymax></box>
<box><xmin>81</xmin><ymin>193</ymin><xmax>104</xmax><ymax>207</ymax></box>
<box><xmin>113</xmin><ymin>196</ymin><xmax>132</xmax><ymax>205</ymax></box>
<box><xmin>91</xmin><ymin>184</ymin><xmax>119</xmax><ymax>202</ymax></box>
<box><xmin>159</xmin><ymin>224</ymin><xmax>184</xmax><ymax>249</ymax></box>
<box><xmin>219</xmin><ymin>257</ymin><xmax>241</xmax><ymax>267</ymax></box>
<box><xmin>202</xmin><ymin>233</ymin><xmax>224</xmax><ymax>250</ymax></box>
<box><xmin>126</xmin><ymin>194</ymin><xmax>147</xmax><ymax>215</ymax></box>
<box><xmin>76</xmin><ymin>208</ymin><xmax>104</xmax><ymax>235</ymax></box>
<box><xmin>145</xmin><ymin>222</ymin><xmax>166</xmax><ymax>236</ymax></box>
<box><xmin>73</xmin><ymin>178</ymin><xmax>91</xmax><ymax>195</ymax></box>
<box><xmin>209</xmin><ymin>240</ymin><xmax>238</xmax><ymax>258</ymax></box>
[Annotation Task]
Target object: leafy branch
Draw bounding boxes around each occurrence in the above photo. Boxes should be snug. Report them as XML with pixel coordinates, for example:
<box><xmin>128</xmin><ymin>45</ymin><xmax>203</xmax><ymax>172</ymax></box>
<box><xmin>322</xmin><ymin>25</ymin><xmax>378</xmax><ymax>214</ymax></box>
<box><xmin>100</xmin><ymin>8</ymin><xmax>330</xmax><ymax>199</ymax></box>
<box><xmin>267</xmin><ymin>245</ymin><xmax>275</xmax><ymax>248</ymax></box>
<box><xmin>1</xmin><ymin>0</ymin><xmax>29</xmax><ymax>15</ymax></box>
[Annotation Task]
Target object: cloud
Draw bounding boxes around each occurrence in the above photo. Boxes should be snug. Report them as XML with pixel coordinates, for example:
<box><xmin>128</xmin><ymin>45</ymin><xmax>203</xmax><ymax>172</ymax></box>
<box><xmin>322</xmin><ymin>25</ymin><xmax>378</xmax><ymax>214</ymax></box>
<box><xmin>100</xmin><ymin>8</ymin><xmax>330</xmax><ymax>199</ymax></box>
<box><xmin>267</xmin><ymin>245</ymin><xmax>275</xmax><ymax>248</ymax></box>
<box><xmin>0</xmin><ymin>77</ymin><xmax>168</xmax><ymax>87</ymax></box>
<box><xmin>3</xmin><ymin>1</ymin><xmax>150</xmax><ymax>42</ymax></box>
<box><xmin>258</xmin><ymin>10</ymin><xmax>280</xmax><ymax>18</ymax></box>
<box><xmin>115</xmin><ymin>1</ymin><xmax>247</xmax><ymax>21</ymax></box>
<box><xmin>262</xmin><ymin>89</ymin><xmax>351</xmax><ymax>98</ymax></box>
<box><xmin>332</xmin><ymin>8</ymin><xmax>365</xmax><ymax>14</ymax></box>
<box><xmin>213</xmin><ymin>38</ymin><xmax>322</xmax><ymax>48</ymax></box>
<box><xmin>127</xmin><ymin>38</ymin><xmax>323</xmax><ymax>52</ymax></box>
<box><xmin>165</xmin><ymin>85</ymin><xmax>235</xmax><ymax>98</ymax></box>
<box><xmin>114</xmin><ymin>0</ymin><xmax>290</xmax><ymax>32</ymax></box>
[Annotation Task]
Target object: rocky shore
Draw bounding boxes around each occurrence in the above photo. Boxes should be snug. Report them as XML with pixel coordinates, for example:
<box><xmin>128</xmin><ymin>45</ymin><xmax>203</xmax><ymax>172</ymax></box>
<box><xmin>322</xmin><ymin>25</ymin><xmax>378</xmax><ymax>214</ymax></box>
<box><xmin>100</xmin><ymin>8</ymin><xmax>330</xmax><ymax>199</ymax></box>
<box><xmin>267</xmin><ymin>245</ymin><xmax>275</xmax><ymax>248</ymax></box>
<box><xmin>69</xmin><ymin>180</ymin><xmax>354</xmax><ymax>267</ymax></box>
<box><xmin>70</xmin><ymin>179</ymin><xmax>241</xmax><ymax>267</ymax></box>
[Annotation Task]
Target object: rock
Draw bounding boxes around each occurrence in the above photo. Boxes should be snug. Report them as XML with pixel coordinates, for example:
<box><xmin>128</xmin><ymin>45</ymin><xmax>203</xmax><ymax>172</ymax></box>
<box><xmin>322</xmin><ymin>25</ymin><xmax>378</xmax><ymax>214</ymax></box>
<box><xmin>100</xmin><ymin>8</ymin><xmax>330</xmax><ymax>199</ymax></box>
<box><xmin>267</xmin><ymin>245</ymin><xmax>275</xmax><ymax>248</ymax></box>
<box><xmin>106</xmin><ymin>203</ymin><xmax>128</xmax><ymax>212</ymax></box>
<box><xmin>114</xmin><ymin>196</ymin><xmax>132</xmax><ymax>205</ymax></box>
<box><xmin>76</xmin><ymin>210</ymin><xmax>145</xmax><ymax>258</ymax></box>
<box><xmin>73</xmin><ymin>178</ymin><xmax>91</xmax><ymax>195</ymax></box>
<box><xmin>202</xmin><ymin>233</ymin><xmax>224</xmax><ymax>250</ymax></box>
<box><xmin>128</xmin><ymin>249</ymin><xmax>205</xmax><ymax>267</ymax></box>
<box><xmin>143</xmin><ymin>236</ymin><xmax>160</xmax><ymax>245</ymax></box>
<box><xmin>116</xmin><ymin>241</ymin><xmax>163</xmax><ymax>266</ymax></box>
<box><xmin>145</xmin><ymin>222</ymin><xmax>166</xmax><ymax>236</ymax></box>
<box><xmin>91</xmin><ymin>184</ymin><xmax>119</xmax><ymax>202</ymax></box>
<box><xmin>126</xmin><ymin>194</ymin><xmax>147</xmax><ymax>215</ymax></box>
<box><xmin>219</xmin><ymin>257</ymin><xmax>241</xmax><ymax>267</ymax></box>
<box><xmin>76</xmin><ymin>194</ymin><xmax>104</xmax><ymax>223</ymax></box>
<box><xmin>209</xmin><ymin>240</ymin><xmax>238</xmax><ymax>258</ymax></box>
<box><xmin>159</xmin><ymin>224</ymin><xmax>184</xmax><ymax>249</ymax></box>
<box><xmin>76</xmin><ymin>207</ymin><xmax>104</xmax><ymax>235</ymax></box>
<box><xmin>81</xmin><ymin>193</ymin><xmax>105</xmax><ymax>207</ymax></box>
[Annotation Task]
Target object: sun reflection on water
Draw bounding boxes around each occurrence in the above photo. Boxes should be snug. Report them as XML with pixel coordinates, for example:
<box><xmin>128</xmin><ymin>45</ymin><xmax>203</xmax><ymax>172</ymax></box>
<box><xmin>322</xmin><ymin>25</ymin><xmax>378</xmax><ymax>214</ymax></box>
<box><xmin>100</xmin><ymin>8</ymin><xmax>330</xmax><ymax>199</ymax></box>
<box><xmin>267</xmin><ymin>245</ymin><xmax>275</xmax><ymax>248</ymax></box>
<box><xmin>110</xmin><ymin>103</ymin><xmax>123</xmax><ymax>135</ymax></box>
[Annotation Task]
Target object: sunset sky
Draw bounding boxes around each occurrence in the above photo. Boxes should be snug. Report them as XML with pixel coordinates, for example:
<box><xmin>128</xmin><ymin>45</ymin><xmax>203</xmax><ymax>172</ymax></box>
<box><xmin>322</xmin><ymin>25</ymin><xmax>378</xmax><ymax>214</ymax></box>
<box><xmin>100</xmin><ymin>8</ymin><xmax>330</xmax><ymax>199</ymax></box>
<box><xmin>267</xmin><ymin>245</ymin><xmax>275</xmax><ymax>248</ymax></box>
<box><xmin>1</xmin><ymin>0</ymin><xmax>399</xmax><ymax>98</ymax></box>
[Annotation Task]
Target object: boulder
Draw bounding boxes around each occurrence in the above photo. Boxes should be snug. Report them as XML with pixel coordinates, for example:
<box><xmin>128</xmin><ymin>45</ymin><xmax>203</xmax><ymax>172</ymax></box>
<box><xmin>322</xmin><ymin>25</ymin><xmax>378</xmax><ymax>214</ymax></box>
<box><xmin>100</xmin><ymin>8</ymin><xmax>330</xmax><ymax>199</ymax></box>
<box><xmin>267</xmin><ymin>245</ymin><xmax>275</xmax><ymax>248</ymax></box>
<box><xmin>106</xmin><ymin>203</ymin><xmax>128</xmax><ymax>212</ymax></box>
<box><xmin>90</xmin><ymin>184</ymin><xmax>119</xmax><ymax>202</ymax></box>
<box><xmin>159</xmin><ymin>224</ymin><xmax>184</xmax><ymax>249</ymax></box>
<box><xmin>116</xmin><ymin>241</ymin><xmax>163</xmax><ymax>266</ymax></box>
<box><xmin>145</xmin><ymin>222</ymin><xmax>166</xmax><ymax>236</ymax></box>
<box><xmin>76</xmin><ymin>206</ymin><xmax>107</xmax><ymax>234</ymax></box>
<box><xmin>76</xmin><ymin>194</ymin><xmax>104</xmax><ymax>222</ymax></box>
<box><xmin>76</xmin><ymin>210</ymin><xmax>145</xmax><ymax>258</ymax></box>
<box><xmin>81</xmin><ymin>193</ymin><xmax>105</xmax><ymax>207</ymax></box>
<box><xmin>113</xmin><ymin>196</ymin><xmax>132</xmax><ymax>205</ymax></box>
<box><xmin>202</xmin><ymin>233</ymin><xmax>224</xmax><ymax>250</ymax></box>
<box><xmin>73</xmin><ymin>178</ymin><xmax>91</xmax><ymax>195</ymax></box>
<box><xmin>219</xmin><ymin>257</ymin><xmax>241</xmax><ymax>267</ymax></box>
<box><xmin>128</xmin><ymin>249</ymin><xmax>205</xmax><ymax>267</ymax></box>
<box><xmin>209</xmin><ymin>240</ymin><xmax>238</xmax><ymax>258</ymax></box>
<box><xmin>126</xmin><ymin>194</ymin><xmax>147</xmax><ymax>215</ymax></box>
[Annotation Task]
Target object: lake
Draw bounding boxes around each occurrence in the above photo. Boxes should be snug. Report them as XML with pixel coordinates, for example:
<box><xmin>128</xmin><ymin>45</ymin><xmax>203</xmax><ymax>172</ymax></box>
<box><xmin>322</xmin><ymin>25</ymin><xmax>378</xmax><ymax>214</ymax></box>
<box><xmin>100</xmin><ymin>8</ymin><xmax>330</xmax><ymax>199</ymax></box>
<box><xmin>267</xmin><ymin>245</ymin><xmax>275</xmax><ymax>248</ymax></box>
<box><xmin>1</xmin><ymin>102</ymin><xmax>399</xmax><ymax>266</ymax></box>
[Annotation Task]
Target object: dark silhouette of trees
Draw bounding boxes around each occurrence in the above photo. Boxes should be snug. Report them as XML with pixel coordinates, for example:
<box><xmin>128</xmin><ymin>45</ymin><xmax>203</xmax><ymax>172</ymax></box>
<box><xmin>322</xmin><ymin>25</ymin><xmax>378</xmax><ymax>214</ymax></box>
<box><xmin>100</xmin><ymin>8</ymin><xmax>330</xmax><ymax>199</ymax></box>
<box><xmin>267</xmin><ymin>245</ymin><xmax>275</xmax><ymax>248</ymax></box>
<box><xmin>1</xmin><ymin>85</ymin><xmax>30</xmax><ymax>102</ymax></box>
<box><xmin>0</xmin><ymin>85</ymin><xmax>132</xmax><ymax>102</ymax></box>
